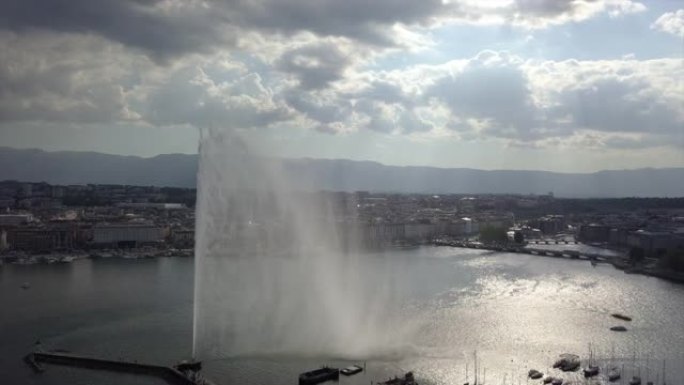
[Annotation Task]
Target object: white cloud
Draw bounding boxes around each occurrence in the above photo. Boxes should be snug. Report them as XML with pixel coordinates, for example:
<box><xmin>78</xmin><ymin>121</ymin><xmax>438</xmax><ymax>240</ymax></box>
<box><xmin>278</xmin><ymin>51</ymin><xmax>683</xmax><ymax>149</ymax></box>
<box><xmin>140</xmin><ymin>67</ymin><xmax>293</xmax><ymax>129</ymax></box>
<box><xmin>0</xmin><ymin>30</ymin><xmax>293</xmax><ymax>131</ymax></box>
<box><xmin>0</xmin><ymin>0</ymin><xmax>678</xmax><ymax>156</ymax></box>
<box><xmin>651</xmin><ymin>9</ymin><xmax>684</xmax><ymax>38</ymax></box>
<box><xmin>0</xmin><ymin>31</ymin><xmax>145</xmax><ymax>123</ymax></box>
<box><xmin>1</xmin><ymin>27</ymin><xmax>680</xmax><ymax>152</ymax></box>
<box><xmin>607</xmin><ymin>0</ymin><xmax>647</xmax><ymax>18</ymax></box>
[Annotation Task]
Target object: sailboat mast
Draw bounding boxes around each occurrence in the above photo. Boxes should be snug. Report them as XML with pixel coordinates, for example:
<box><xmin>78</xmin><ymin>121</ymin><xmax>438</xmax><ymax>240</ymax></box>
<box><xmin>474</xmin><ymin>351</ymin><xmax>478</xmax><ymax>385</ymax></box>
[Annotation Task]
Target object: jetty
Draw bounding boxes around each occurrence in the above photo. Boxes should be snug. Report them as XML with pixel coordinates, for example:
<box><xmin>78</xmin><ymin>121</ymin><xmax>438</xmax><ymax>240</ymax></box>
<box><xmin>25</xmin><ymin>351</ymin><xmax>209</xmax><ymax>385</ymax></box>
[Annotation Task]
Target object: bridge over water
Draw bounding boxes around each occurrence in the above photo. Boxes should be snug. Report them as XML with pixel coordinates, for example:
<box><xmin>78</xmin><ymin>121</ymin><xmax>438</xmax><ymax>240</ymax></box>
<box><xmin>433</xmin><ymin>239</ymin><xmax>610</xmax><ymax>263</ymax></box>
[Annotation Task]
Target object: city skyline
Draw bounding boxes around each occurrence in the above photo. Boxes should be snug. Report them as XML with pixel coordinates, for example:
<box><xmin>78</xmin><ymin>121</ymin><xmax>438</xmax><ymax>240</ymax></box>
<box><xmin>0</xmin><ymin>0</ymin><xmax>683</xmax><ymax>172</ymax></box>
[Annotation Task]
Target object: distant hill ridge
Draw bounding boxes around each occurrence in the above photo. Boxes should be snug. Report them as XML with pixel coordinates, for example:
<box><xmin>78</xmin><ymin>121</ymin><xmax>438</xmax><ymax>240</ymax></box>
<box><xmin>0</xmin><ymin>147</ymin><xmax>682</xmax><ymax>197</ymax></box>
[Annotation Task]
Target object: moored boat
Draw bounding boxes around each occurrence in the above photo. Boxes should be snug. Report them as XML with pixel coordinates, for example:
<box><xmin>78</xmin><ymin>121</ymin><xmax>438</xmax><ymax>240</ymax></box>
<box><xmin>608</xmin><ymin>368</ymin><xmax>621</xmax><ymax>382</ymax></box>
<box><xmin>583</xmin><ymin>365</ymin><xmax>599</xmax><ymax>378</ymax></box>
<box><xmin>612</xmin><ymin>313</ymin><xmax>632</xmax><ymax>321</ymax></box>
<box><xmin>378</xmin><ymin>371</ymin><xmax>417</xmax><ymax>385</ymax></box>
<box><xmin>340</xmin><ymin>365</ymin><xmax>363</xmax><ymax>376</ymax></box>
<box><xmin>23</xmin><ymin>353</ymin><xmax>45</xmax><ymax>373</ymax></box>
<box><xmin>628</xmin><ymin>376</ymin><xmax>641</xmax><ymax>385</ymax></box>
<box><xmin>553</xmin><ymin>354</ymin><xmax>580</xmax><ymax>372</ymax></box>
<box><xmin>610</xmin><ymin>325</ymin><xmax>628</xmax><ymax>332</ymax></box>
<box><xmin>299</xmin><ymin>367</ymin><xmax>339</xmax><ymax>385</ymax></box>
<box><xmin>528</xmin><ymin>369</ymin><xmax>543</xmax><ymax>379</ymax></box>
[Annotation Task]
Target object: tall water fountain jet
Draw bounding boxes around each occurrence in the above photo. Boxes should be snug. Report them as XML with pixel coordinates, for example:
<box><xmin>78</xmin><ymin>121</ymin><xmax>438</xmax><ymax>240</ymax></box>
<box><xmin>193</xmin><ymin>128</ymin><xmax>410</xmax><ymax>360</ymax></box>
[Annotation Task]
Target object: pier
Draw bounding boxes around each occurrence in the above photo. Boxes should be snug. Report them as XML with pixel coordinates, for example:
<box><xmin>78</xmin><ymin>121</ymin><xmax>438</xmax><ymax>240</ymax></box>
<box><xmin>26</xmin><ymin>351</ymin><xmax>206</xmax><ymax>385</ymax></box>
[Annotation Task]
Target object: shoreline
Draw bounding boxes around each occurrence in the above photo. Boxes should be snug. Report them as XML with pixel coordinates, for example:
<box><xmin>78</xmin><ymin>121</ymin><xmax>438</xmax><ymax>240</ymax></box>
<box><xmin>4</xmin><ymin>243</ymin><xmax>684</xmax><ymax>285</ymax></box>
<box><xmin>432</xmin><ymin>240</ymin><xmax>684</xmax><ymax>285</ymax></box>
<box><xmin>0</xmin><ymin>248</ymin><xmax>194</xmax><ymax>265</ymax></box>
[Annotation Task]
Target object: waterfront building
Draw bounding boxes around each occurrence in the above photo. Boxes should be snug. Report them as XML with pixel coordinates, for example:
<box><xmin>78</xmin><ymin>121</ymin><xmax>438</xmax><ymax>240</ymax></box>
<box><xmin>0</xmin><ymin>214</ymin><xmax>33</xmax><ymax>226</ymax></box>
<box><xmin>528</xmin><ymin>215</ymin><xmax>566</xmax><ymax>235</ymax></box>
<box><xmin>115</xmin><ymin>202</ymin><xmax>186</xmax><ymax>210</ymax></box>
<box><xmin>6</xmin><ymin>228</ymin><xmax>75</xmax><ymax>252</ymax></box>
<box><xmin>92</xmin><ymin>224</ymin><xmax>166</xmax><ymax>248</ymax></box>
<box><xmin>170</xmin><ymin>228</ymin><xmax>195</xmax><ymax>248</ymax></box>
<box><xmin>626</xmin><ymin>230</ymin><xmax>684</xmax><ymax>258</ymax></box>
<box><xmin>578</xmin><ymin>224</ymin><xmax>611</xmax><ymax>243</ymax></box>
<box><xmin>404</xmin><ymin>222</ymin><xmax>436</xmax><ymax>241</ymax></box>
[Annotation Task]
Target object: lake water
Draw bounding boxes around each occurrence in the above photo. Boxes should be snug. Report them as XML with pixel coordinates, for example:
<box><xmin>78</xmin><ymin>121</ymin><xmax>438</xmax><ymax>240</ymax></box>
<box><xmin>1</xmin><ymin>246</ymin><xmax>683</xmax><ymax>384</ymax></box>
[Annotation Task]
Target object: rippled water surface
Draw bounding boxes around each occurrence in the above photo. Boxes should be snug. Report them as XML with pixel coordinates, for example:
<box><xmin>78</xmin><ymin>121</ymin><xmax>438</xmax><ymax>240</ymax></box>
<box><xmin>1</xmin><ymin>246</ymin><xmax>683</xmax><ymax>384</ymax></box>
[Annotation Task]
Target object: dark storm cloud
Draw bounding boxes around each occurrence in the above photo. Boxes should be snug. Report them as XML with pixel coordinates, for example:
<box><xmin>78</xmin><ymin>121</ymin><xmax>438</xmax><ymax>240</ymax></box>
<box><xmin>553</xmin><ymin>77</ymin><xmax>684</xmax><ymax>135</ymax></box>
<box><xmin>232</xmin><ymin>0</ymin><xmax>446</xmax><ymax>46</ymax></box>
<box><xmin>426</xmin><ymin>53</ymin><xmax>541</xmax><ymax>139</ymax></box>
<box><xmin>0</xmin><ymin>0</ymin><xmax>446</xmax><ymax>58</ymax></box>
<box><xmin>0</xmin><ymin>0</ymin><xmax>229</xmax><ymax>59</ymax></box>
<box><xmin>283</xmin><ymin>91</ymin><xmax>352</xmax><ymax>124</ymax></box>
<box><xmin>276</xmin><ymin>42</ymin><xmax>353</xmax><ymax>90</ymax></box>
<box><xmin>0</xmin><ymin>0</ymin><xmax>646</xmax><ymax>59</ymax></box>
<box><xmin>513</xmin><ymin>0</ymin><xmax>582</xmax><ymax>17</ymax></box>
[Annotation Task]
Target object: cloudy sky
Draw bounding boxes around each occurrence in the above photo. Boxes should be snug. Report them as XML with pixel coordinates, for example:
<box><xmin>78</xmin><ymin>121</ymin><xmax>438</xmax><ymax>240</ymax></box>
<box><xmin>0</xmin><ymin>0</ymin><xmax>682</xmax><ymax>172</ymax></box>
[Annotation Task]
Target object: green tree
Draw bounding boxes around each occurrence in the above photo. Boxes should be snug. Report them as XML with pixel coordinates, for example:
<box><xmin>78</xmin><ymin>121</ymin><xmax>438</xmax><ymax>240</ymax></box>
<box><xmin>513</xmin><ymin>231</ymin><xmax>525</xmax><ymax>244</ymax></box>
<box><xmin>629</xmin><ymin>247</ymin><xmax>645</xmax><ymax>263</ymax></box>
<box><xmin>659</xmin><ymin>247</ymin><xmax>684</xmax><ymax>272</ymax></box>
<box><xmin>479</xmin><ymin>226</ymin><xmax>508</xmax><ymax>244</ymax></box>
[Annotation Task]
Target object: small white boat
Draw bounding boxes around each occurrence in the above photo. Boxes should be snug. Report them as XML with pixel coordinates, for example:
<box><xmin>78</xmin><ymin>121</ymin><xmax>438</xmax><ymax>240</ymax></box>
<box><xmin>340</xmin><ymin>365</ymin><xmax>363</xmax><ymax>376</ymax></box>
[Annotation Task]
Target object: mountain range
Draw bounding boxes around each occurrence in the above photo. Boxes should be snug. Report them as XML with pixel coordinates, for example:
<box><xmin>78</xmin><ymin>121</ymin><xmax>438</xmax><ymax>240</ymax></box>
<box><xmin>1</xmin><ymin>147</ymin><xmax>682</xmax><ymax>197</ymax></box>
